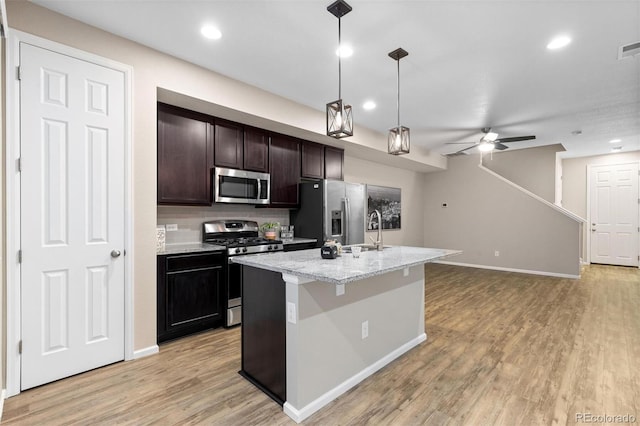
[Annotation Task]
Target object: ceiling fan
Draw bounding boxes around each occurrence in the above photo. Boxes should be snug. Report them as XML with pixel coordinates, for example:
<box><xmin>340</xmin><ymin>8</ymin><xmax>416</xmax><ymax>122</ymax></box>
<box><xmin>445</xmin><ymin>128</ymin><xmax>536</xmax><ymax>156</ymax></box>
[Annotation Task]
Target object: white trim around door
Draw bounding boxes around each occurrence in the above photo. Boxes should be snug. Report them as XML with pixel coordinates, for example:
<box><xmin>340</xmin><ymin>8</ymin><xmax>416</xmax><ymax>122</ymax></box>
<box><xmin>5</xmin><ymin>29</ymin><xmax>135</xmax><ymax>397</ymax></box>
<box><xmin>586</xmin><ymin>161</ymin><xmax>640</xmax><ymax>268</ymax></box>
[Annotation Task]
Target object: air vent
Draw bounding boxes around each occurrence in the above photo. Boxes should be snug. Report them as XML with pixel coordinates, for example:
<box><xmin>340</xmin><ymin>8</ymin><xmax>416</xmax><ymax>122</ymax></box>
<box><xmin>618</xmin><ymin>41</ymin><xmax>640</xmax><ymax>59</ymax></box>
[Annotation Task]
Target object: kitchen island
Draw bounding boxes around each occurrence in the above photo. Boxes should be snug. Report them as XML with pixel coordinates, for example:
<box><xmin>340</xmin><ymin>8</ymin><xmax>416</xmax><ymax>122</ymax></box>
<box><xmin>232</xmin><ymin>246</ymin><xmax>459</xmax><ymax>423</ymax></box>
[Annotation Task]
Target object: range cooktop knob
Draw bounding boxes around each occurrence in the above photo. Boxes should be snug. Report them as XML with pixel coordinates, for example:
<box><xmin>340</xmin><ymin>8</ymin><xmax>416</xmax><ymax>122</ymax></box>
<box><xmin>242</xmin><ymin>247</ymin><xmax>248</xmax><ymax>253</ymax></box>
<box><xmin>234</xmin><ymin>248</ymin><xmax>241</xmax><ymax>254</ymax></box>
<box><xmin>267</xmin><ymin>245</ymin><xmax>273</xmax><ymax>250</ymax></box>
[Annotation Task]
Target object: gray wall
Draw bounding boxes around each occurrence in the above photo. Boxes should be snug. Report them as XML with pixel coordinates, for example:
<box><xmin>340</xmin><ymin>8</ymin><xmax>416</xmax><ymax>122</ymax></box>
<box><xmin>285</xmin><ymin>266</ymin><xmax>424</xmax><ymax>415</ymax></box>
<box><xmin>482</xmin><ymin>144</ymin><xmax>564</xmax><ymax>203</ymax></box>
<box><xmin>423</xmin><ymin>154</ymin><xmax>582</xmax><ymax>276</ymax></box>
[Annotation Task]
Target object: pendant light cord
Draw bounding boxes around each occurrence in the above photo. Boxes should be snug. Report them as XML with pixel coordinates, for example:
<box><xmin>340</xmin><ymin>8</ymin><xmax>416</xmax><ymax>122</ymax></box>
<box><xmin>396</xmin><ymin>58</ymin><xmax>400</xmax><ymax>127</ymax></box>
<box><xmin>338</xmin><ymin>17</ymin><xmax>342</xmax><ymax>99</ymax></box>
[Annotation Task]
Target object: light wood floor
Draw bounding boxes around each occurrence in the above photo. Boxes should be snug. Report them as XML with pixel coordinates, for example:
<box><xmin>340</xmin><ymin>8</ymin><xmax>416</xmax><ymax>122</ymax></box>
<box><xmin>3</xmin><ymin>264</ymin><xmax>639</xmax><ymax>425</ymax></box>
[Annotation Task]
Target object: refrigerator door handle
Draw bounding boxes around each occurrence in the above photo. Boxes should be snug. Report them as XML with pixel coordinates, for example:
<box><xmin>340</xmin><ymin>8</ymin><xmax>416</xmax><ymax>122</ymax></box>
<box><xmin>344</xmin><ymin>197</ymin><xmax>350</xmax><ymax>245</ymax></box>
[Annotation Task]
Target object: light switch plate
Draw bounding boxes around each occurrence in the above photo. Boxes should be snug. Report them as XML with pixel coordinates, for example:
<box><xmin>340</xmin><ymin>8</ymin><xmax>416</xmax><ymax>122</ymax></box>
<box><xmin>287</xmin><ymin>302</ymin><xmax>297</xmax><ymax>324</ymax></box>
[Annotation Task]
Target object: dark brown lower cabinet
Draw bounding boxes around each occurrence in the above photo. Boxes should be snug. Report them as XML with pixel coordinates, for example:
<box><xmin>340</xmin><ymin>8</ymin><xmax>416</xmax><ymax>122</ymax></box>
<box><xmin>157</xmin><ymin>251</ymin><xmax>224</xmax><ymax>343</ymax></box>
<box><xmin>240</xmin><ymin>265</ymin><xmax>286</xmax><ymax>405</ymax></box>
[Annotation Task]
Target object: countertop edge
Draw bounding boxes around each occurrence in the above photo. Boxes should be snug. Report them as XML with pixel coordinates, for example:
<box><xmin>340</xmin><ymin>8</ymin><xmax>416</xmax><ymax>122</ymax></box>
<box><xmin>232</xmin><ymin>247</ymin><xmax>461</xmax><ymax>285</ymax></box>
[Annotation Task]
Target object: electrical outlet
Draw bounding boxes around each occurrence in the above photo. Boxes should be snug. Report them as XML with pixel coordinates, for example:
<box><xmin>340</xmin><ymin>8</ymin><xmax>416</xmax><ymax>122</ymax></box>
<box><xmin>361</xmin><ymin>320</ymin><xmax>369</xmax><ymax>339</ymax></box>
<box><xmin>165</xmin><ymin>224</ymin><xmax>178</xmax><ymax>231</ymax></box>
<box><xmin>336</xmin><ymin>284</ymin><xmax>345</xmax><ymax>296</ymax></box>
<box><xmin>287</xmin><ymin>302</ymin><xmax>297</xmax><ymax>324</ymax></box>
<box><xmin>403</xmin><ymin>268</ymin><xmax>409</xmax><ymax>277</ymax></box>
<box><xmin>495</xmin><ymin>250</ymin><xmax>500</xmax><ymax>257</ymax></box>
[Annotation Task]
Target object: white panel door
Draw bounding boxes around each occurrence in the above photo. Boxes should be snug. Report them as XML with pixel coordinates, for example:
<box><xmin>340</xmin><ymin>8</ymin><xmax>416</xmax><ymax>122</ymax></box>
<box><xmin>20</xmin><ymin>42</ymin><xmax>125</xmax><ymax>390</ymax></box>
<box><xmin>589</xmin><ymin>163</ymin><xmax>639</xmax><ymax>267</ymax></box>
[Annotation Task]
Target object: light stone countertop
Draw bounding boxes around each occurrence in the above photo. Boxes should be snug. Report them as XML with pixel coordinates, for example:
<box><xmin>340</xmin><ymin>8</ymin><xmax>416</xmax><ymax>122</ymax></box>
<box><xmin>231</xmin><ymin>246</ymin><xmax>461</xmax><ymax>285</ymax></box>
<box><xmin>157</xmin><ymin>242</ymin><xmax>226</xmax><ymax>256</ymax></box>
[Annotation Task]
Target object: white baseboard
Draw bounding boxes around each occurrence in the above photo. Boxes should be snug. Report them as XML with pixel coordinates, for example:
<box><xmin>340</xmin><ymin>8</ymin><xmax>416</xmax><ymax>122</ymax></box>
<box><xmin>283</xmin><ymin>333</ymin><xmax>427</xmax><ymax>424</ymax></box>
<box><xmin>132</xmin><ymin>345</ymin><xmax>159</xmax><ymax>359</ymax></box>
<box><xmin>1</xmin><ymin>388</ymin><xmax>6</xmax><ymax>421</ymax></box>
<box><xmin>433</xmin><ymin>260</ymin><xmax>580</xmax><ymax>279</ymax></box>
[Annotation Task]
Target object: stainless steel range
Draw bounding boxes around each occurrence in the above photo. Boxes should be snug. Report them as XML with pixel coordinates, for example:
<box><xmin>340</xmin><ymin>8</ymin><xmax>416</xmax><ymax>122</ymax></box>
<box><xmin>203</xmin><ymin>220</ymin><xmax>283</xmax><ymax>327</ymax></box>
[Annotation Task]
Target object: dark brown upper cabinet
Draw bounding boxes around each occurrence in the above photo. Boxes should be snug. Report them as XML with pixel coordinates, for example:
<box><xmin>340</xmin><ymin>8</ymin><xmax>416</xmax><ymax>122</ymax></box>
<box><xmin>214</xmin><ymin>119</ymin><xmax>244</xmax><ymax>169</ymax></box>
<box><xmin>301</xmin><ymin>141</ymin><xmax>325</xmax><ymax>180</ymax></box>
<box><xmin>243</xmin><ymin>127</ymin><xmax>269</xmax><ymax>173</ymax></box>
<box><xmin>269</xmin><ymin>134</ymin><xmax>300</xmax><ymax>207</ymax></box>
<box><xmin>325</xmin><ymin>146</ymin><xmax>344</xmax><ymax>181</ymax></box>
<box><xmin>157</xmin><ymin>103</ymin><xmax>213</xmax><ymax>205</ymax></box>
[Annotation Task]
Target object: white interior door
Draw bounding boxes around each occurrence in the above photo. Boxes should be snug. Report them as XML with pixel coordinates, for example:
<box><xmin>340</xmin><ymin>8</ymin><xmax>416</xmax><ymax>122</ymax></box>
<box><xmin>589</xmin><ymin>163</ymin><xmax>639</xmax><ymax>267</ymax></box>
<box><xmin>20</xmin><ymin>42</ymin><xmax>126</xmax><ymax>390</ymax></box>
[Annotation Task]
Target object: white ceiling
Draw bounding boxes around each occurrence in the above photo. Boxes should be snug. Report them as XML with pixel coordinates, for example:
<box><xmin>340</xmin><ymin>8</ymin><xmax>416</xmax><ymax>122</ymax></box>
<box><xmin>30</xmin><ymin>0</ymin><xmax>640</xmax><ymax>159</ymax></box>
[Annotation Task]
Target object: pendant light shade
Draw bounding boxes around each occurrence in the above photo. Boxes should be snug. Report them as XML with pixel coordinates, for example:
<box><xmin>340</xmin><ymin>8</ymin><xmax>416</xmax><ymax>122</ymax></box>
<box><xmin>327</xmin><ymin>99</ymin><xmax>353</xmax><ymax>138</ymax></box>
<box><xmin>388</xmin><ymin>125</ymin><xmax>410</xmax><ymax>155</ymax></box>
<box><xmin>388</xmin><ymin>48</ymin><xmax>409</xmax><ymax>155</ymax></box>
<box><xmin>326</xmin><ymin>0</ymin><xmax>353</xmax><ymax>138</ymax></box>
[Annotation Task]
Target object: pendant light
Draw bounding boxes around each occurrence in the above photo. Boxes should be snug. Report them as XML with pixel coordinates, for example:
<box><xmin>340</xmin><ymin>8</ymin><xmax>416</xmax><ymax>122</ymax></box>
<box><xmin>326</xmin><ymin>0</ymin><xmax>353</xmax><ymax>138</ymax></box>
<box><xmin>388</xmin><ymin>47</ymin><xmax>410</xmax><ymax>155</ymax></box>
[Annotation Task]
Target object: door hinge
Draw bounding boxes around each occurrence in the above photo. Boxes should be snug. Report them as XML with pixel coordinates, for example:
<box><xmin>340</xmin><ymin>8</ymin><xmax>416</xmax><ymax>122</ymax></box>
<box><xmin>17</xmin><ymin>157</ymin><xmax>22</xmax><ymax>172</ymax></box>
<box><xmin>17</xmin><ymin>65</ymin><xmax>21</xmax><ymax>81</ymax></box>
<box><xmin>18</xmin><ymin>250</ymin><xmax>22</xmax><ymax>263</ymax></box>
<box><xmin>18</xmin><ymin>340</ymin><xmax>22</xmax><ymax>354</ymax></box>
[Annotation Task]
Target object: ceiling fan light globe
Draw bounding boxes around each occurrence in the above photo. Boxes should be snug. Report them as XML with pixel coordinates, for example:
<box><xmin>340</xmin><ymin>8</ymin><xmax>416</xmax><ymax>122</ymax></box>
<box><xmin>478</xmin><ymin>141</ymin><xmax>495</xmax><ymax>152</ymax></box>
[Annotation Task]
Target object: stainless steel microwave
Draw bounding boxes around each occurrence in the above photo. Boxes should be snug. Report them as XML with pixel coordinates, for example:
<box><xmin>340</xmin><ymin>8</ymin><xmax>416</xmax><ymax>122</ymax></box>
<box><xmin>214</xmin><ymin>167</ymin><xmax>270</xmax><ymax>204</ymax></box>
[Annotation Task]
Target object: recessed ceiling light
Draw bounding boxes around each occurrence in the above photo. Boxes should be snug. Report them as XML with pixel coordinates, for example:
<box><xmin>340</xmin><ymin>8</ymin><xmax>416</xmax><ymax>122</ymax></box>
<box><xmin>609</xmin><ymin>138</ymin><xmax>621</xmax><ymax>144</ymax></box>
<box><xmin>336</xmin><ymin>45</ymin><xmax>353</xmax><ymax>58</ymax></box>
<box><xmin>201</xmin><ymin>25</ymin><xmax>222</xmax><ymax>40</ymax></box>
<box><xmin>547</xmin><ymin>35</ymin><xmax>571</xmax><ymax>50</ymax></box>
<box><xmin>362</xmin><ymin>101</ymin><xmax>376</xmax><ymax>110</ymax></box>
<box><xmin>611</xmin><ymin>146</ymin><xmax>623</xmax><ymax>152</ymax></box>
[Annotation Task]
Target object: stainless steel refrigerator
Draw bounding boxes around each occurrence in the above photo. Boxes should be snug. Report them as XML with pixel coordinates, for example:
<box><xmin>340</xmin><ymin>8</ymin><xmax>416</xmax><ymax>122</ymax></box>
<box><xmin>290</xmin><ymin>180</ymin><xmax>365</xmax><ymax>247</ymax></box>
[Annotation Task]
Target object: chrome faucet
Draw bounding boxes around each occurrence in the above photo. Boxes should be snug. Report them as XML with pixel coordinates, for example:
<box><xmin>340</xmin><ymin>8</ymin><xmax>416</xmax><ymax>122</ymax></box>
<box><xmin>368</xmin><ymin>209</ymin><xmax>383</xmax><ymax>251</ymax></box>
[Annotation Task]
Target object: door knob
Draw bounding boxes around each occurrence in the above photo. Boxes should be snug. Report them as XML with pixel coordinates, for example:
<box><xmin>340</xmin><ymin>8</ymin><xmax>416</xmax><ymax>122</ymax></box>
<box><xmin>111</xmin><ymin>250</ymin><xmax>121</xmax><ymax>258</ymax></box>
<box><xmin>591</xmin><ymin>229</ymin><xmax>596</xmax><ymax>232</ymax></box>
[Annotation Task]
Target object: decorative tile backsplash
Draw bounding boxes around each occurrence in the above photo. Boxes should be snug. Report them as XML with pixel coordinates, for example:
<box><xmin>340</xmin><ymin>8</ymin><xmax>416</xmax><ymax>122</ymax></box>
<box><xmin>157</xmin><ymin>205</ymin><xmax>291</xmax><ymax>244</ymax></box>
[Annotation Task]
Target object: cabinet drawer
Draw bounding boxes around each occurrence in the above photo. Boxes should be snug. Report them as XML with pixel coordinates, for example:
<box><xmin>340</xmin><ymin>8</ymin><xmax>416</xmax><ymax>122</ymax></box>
<box><xmin>165</xmin><ymin>252</ymin><xmax>224</xmax><ymax>272</ymax></box>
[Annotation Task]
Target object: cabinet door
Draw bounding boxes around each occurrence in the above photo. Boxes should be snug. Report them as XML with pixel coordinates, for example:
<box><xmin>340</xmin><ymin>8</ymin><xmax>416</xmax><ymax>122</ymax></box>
<box><xmin>269</xmin><ymin>134</ymin><xmax>300</xmax><ymax>206</ymax></box>
<box><xmin>244</xmin><ymin>127</ymin><xmax>269</xmax><ymax>172</ymax></box>
<box><xmin>214</xmin><ymin>119</ymin><xmax>244</xmax><ymax>169</ymax></box>
<box><xmin>301</xmin><ymin>141</ymin><xmax>325</xmax><ymax>179</ymax></box>
<box><xmin>166</xmin><ymin>267</ymin><xmax>222</xmax><ymax>331</ymax></box>
<box><xmin>325</xmin><ymin>146</ymin><xmax>344</xmax><ymax>181</ymax></box>
<box><xmin>157</xmin><ymin>252</ymin><xmax>224</xmax><ymax>343</ymax></box>
<box><xmin>157</xmin><ymin>103</ymin><xmax>213</xmax><ymax>205</ymax></box>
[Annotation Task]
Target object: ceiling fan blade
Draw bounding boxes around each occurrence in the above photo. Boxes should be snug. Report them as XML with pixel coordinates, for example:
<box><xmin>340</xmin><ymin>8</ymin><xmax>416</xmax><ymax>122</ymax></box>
<box><xmin>494</xmin><ymin>142</ymin><xmax>509</xmax><ymax>150</ymax></box>
<box><xmin>445</xmin><ymin>142</ymin><xmax>476</xmax><ymax>145</ymax></box>
<box><xmin>453</xmin><ymin>144</ymin><xmax>478</xmax><ymax>154</ymax></box>
<box><xmin>496</xmin><ymin>135</ymin><xmax>536</xmax><ymax>143</ymax></box>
